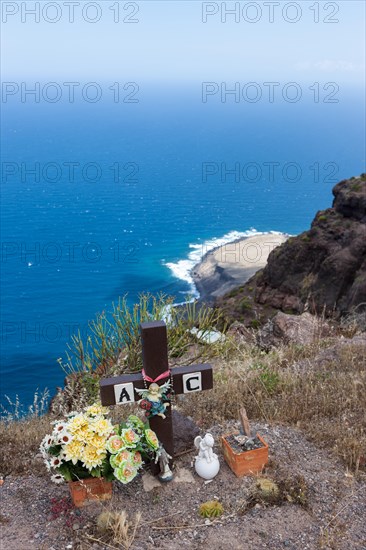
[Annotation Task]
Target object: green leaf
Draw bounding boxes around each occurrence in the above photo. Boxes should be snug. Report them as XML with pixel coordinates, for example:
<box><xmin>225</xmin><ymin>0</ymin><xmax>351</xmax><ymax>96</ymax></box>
<box><xmin>102</xmin><ymin>459</ymin><xmax>115</xmax><ymax>481</ymax></box>
<box><xmin>48</xmin><ymin>445</ymin><xmax>62</xmax><ymax>457</ymax></box>
<box><xmin>69</xmin><ymin>462</ymin><xmax>92</xmax><ymax>480</ymax></box>
<box><xmin>58</xmin><ymin>464</ymin><xmax>72</xmax><ymax>481</ymax></box>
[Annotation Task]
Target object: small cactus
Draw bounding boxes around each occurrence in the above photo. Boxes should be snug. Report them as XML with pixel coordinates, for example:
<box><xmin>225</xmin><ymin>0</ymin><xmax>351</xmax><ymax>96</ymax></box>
<box><xmin>283</xmin><ymin>475</ymin><xmax>308</xmax><ymax>506</ymax></box>
<box><xmin>256</xmin><ymin>478</ymin><xmax>279</xmax><ymax>497</ymax></box>
<box><xmin>199</xmin><ymin>500</ymin><xmax>224</xmax><ymax>518</ymax></box>
<box><xmin>251</xmin><ymin>477</ymin><xmax>280</xmax><ymax>504</ymax></box>
<box><xmin>242</xmin><ymin>475</ymin><xmax>308</xmax><ymax>513</ymax></box>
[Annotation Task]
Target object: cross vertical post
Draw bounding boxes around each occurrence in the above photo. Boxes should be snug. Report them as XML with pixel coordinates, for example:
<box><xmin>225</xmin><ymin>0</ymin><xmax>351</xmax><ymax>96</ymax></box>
<box><xmin>140</xmin><ymin>321</ymin><xmax>174</xmax><ymax>458</ymax></box>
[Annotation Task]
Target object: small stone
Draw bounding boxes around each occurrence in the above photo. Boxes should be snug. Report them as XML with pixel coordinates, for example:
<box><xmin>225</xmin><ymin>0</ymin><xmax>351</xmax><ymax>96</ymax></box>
<box><xmin>173</xmin><ymin>468</ymin><xmax>195</xmax><ymax>484</ymax></box>
<box><xmin>142</xmin><ymin>473</ymin><xmax>161</xmax><ymax>492</ymax></box>
<box><xmin>72</xmin><ymin>523</ymin><xmax>80</xmax><ymax>531</ymax></box>
<box><xmin>204</xmin><ymin>519</ymin><xmax>211</xmax><ymax>525</ymax></box>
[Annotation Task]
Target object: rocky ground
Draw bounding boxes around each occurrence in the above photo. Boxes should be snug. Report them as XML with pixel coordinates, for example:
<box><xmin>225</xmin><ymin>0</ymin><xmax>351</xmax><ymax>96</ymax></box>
<box><xmin>1</xmin><ymin>421</ymin><xmax>365</xmax><ymax>550</ymax></box>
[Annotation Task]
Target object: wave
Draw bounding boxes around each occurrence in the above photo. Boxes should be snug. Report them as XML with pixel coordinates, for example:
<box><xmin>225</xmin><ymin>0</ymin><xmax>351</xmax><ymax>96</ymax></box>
<box><xmin>163</xmin><ymin>228</ymin><xmax>285</xmax><ymax>300</ymax></box>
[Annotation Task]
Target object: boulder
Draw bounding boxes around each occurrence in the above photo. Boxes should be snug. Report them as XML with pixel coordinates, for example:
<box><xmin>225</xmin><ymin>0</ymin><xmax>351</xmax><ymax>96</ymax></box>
<box><xmin>333</xmin><ymin>176</ymin><xmax>366</xmax><ymax>222</ymax></box>
<box><xmin>257</xmin><ymin>312</ymin><xmax>330</xmax><ymax>349</ymax></box>
<box><xmin>172</xmin><ymin>410</ymin><xmax>200</xmax><ymax>454</ymax></box>
<box><xmin>227</xmin><ymin>321</ymin><xmax>257</xmax><ymax>344</ymax></box>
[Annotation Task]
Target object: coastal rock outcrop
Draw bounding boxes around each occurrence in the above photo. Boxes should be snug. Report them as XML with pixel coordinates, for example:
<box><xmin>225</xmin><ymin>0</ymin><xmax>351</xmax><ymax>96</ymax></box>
<box><xmin>218</xmin><ymin>175</ymin><xmax>366</xmax><ymax>322</ymax></box>
<box><xmin>257</xmin><ymin>311</ymin><xmax>330</xmax><ymax>350</ymax></box>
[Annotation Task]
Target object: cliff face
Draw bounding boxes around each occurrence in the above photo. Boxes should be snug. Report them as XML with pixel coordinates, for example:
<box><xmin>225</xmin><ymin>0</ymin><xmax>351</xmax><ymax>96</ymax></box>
<box><xmin>219</xmin><ymin>175</ymin><xmax>366</xmax><ymax>321</ymax></box>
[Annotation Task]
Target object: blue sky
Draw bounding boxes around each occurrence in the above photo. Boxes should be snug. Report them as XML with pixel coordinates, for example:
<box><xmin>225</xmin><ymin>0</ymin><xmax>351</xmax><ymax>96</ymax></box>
<box><xmin>1</xmin><ymin>1</ymin><xmax>365</xmax><ymax>85</ymax></box>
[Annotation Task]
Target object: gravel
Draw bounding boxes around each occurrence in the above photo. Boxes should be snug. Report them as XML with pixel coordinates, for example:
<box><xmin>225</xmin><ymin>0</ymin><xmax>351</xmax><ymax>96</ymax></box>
<box><xmin>1</xmin><ymin>422</ymin><xmax>365</xmax><ymax>550</ymax></box>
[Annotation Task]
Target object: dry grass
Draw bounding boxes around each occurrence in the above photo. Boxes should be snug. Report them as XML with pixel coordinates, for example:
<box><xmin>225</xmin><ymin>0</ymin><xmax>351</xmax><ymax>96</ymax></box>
<box><xmin>179</xmin><ymin>337</ymin><xmax>366</xmax><ymax>472</ymax></box>
<box><xmin>0</xmin><ymin>414</ymin><xmax>52</xmax><ymax>476</ymax></box>
<box><xmin>0</xmin><ymin>389</ymin><xmax>52</xmax><ymax>476</ymax></box>
<box><xmin>91</xmin><ymin>510</ymin><xmax>141</xmax><ymax>549</ymax></box>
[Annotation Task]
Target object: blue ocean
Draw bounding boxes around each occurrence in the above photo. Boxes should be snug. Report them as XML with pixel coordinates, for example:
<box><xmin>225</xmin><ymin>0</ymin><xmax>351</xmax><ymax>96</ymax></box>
<box><xmin>1</xmin><ymin>84</ymin><xmax>365</xmax><ymax>407</ymax></box>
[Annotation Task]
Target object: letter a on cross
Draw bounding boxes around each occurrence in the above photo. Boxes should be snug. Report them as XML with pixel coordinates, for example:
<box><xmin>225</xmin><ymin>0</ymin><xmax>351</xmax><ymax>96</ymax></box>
<box><xmin>99</xmin><ymin>321</ymin><xmax>213</xmax><ymax>459</ymax></box>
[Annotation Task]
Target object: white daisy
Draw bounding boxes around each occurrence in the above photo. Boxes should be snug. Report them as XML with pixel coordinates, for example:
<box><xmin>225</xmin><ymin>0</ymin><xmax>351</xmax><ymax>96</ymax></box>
<box><xmin>40</xmin><ymin>434</ymin><xmax>54</xmax><ymax>449</ymax></box>
<box><xmin>50</xmin><ymin>456</ymin><xmax>62</xmax><ymax>468</ymax></box>
<box><xmin>51</xmin><ymin>474</ymin><xmax>65</xmax><ymax>484</ymax></box>
<box><xmin>53</xmin><ymin>422</ymin><xmax>67</xmax><ymax>433</ymax></box>
<box><xmin>56</xmin><ymin>430</ymin><xmax>72</xmax><ymax>445</ymax></box>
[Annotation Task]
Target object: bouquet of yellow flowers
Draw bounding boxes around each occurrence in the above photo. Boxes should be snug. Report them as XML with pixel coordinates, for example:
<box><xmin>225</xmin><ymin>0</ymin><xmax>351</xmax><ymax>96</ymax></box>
<box><xmin>40</xmin><ymin>404</ymin><xmax>159</xmax><ymax>485</ymax></box>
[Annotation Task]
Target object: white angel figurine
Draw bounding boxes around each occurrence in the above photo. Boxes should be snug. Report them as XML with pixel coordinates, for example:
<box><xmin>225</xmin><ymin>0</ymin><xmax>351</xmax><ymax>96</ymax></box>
<box><xmin>135</xmin><ymin>381</ymin><xmax>171</xmax><ymax>419</ymax></box>
<box><xmin>194</xmin><ymin>433</ymin><xmax>220</xmax><ymax>480</ymax></box>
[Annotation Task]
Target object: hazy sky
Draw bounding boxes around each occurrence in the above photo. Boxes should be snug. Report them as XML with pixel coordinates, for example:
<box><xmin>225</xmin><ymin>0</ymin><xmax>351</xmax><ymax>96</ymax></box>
<box><xmin>1</xmin><ymin>1</ymin><xmax>365</xmax><ymax>85</ymax></box>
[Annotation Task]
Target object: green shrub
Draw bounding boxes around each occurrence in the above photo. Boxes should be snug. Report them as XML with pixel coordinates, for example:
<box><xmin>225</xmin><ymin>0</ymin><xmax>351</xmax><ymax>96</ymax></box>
<box><xmin>351</xmin><ymin>183</ymin><xmax>362</xmax><ymax>192</ymax></box>
<box><xmin>239</xmin><ymin>297</ymin><xmax>252</xmax><ymax>312</ymax></box>
<box><xmin>259</xmin><ymin>367</ymin><xmax>281</xmax><ymax>394</ymax></box>
<box><xmin>227</xmin><ymin>287</ymin><xmax>241</xmax><ymax>298</ymax></box>
<box><xmin>251</xmin><ymin>362</ymin><xmax>281</xmax><ymax>394</ymax></box>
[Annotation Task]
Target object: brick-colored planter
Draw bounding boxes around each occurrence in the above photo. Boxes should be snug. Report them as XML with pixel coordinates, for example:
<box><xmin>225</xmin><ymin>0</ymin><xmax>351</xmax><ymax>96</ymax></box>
<box><xmin>69</xmin><ymin>477</ymin><xmax>112</xmax><ymax>507</ymax></box>
<box><xmin>221</xmin><ymin>432</ymin><xmax>268</xmax><ymax>477</ymax></box>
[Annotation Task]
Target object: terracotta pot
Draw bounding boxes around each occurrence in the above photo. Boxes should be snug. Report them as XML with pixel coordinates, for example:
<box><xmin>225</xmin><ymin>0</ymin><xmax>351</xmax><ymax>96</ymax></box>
<box><xmin>69</xmin><ymin>477</ymin><xmax>112</xmax><ymax>507</ymax></box>
<box><xmin>221</xmin><ymin>432</ymin><xmax>268</xmax><ymax>477</ymax></box>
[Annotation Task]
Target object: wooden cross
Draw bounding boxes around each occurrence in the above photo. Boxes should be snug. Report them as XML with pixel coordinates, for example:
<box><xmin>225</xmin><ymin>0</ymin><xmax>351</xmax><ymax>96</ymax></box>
<box><xmin>99</xmin><ymin>320</ymin><xmax>213</xmax><ymax>459</ymax></box>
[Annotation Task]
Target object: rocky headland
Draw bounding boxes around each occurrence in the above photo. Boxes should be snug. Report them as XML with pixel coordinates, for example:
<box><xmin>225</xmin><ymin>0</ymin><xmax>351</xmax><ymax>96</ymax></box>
<box><xmin>214</xmin><ymin>175</ymin><xmax>366</xmax><ymax>325</ymax></box>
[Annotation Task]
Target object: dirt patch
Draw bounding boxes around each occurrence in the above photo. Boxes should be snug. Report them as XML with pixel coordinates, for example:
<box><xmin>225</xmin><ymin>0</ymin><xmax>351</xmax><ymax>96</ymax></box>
<box><xmin>1</xmin><ymin>422</ymin><xmax>365</xmax><ymax>550</ymax></box>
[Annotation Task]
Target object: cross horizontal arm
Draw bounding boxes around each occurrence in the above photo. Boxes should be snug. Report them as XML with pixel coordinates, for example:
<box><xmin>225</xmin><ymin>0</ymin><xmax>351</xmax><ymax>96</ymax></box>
<box><xmin>100</xmin><ymin>372</ymin><xmax>145</xmax><ymax>406</ymax></box>
<box><xmin>171</xmin><ymin>364</ymin><xmax>213</xmax><ymax>394</ymax></box>
<box><xmin>99</xmin><ymin>363</ymin><xmax>213</xmax><ymax>406</ymax></box>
